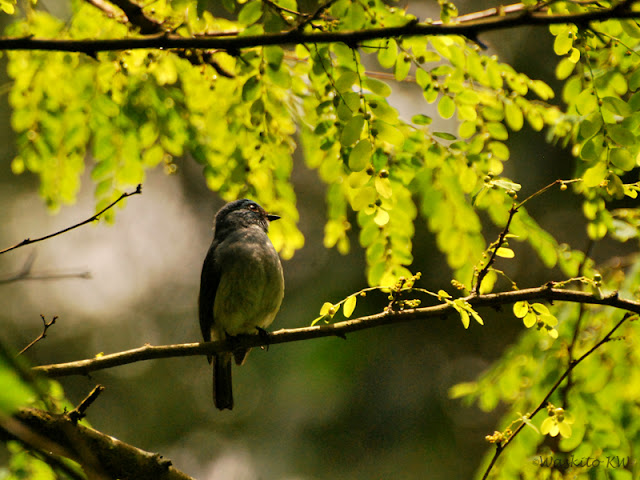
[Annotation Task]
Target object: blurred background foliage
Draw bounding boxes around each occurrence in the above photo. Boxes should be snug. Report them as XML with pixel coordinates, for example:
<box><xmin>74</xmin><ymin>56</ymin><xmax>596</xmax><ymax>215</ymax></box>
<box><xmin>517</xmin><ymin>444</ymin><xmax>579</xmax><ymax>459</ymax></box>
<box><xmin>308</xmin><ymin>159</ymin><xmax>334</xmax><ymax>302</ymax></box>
<box><xmin>1</xmin><ymin>0</ymin><xmax>640</xmax><ymax>478</ymax></box>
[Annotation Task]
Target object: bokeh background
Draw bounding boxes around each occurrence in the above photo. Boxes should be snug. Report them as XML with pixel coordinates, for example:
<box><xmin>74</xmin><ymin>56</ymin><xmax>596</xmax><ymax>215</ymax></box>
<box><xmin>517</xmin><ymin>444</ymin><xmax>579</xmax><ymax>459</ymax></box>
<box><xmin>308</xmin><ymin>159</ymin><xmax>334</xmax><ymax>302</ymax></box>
<box><xmin>0</xmin><ymin>1</ymin><xmax>612</xmax><ymax>478</ymax></box>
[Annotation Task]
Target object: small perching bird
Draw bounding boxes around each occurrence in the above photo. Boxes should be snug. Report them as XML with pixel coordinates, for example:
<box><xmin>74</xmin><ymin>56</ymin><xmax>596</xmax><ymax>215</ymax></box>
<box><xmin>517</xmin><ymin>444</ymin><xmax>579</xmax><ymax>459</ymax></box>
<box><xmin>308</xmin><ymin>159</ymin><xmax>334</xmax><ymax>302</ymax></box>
<box><xmin>198</xmin><ymin>199</ymin><xmax>284</xmax><ymax>410</ymax></box>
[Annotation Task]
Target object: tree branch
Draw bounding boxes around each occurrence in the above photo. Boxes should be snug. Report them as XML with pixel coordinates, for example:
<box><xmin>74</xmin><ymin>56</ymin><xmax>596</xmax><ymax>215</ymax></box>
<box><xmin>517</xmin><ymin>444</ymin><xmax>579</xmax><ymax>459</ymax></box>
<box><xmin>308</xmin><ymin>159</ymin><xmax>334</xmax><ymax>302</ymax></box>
<box><xmin>32</xmin><ymin>286</ymin><xmax>640</xmax><ymax>378</ymax></box>
<box><xmin>480</xmin><ymin>311</ymin><xmax>634</xmax><ymax>480</ymax></box>
<box><xmin>18</xmin><ymin>315</ymin><xmax>58</xmax><ymax>356</ymax></box>
<box><xmin>0</xmin><ymin>184</ymin><xmax>142</xmax><ymax>256</ymax></box>
<box><xmin>1</xmin><ymin>4</ymin><xmax>640</xmax><ymax>53</ymax></box>
<box><xmin>4</xmin><ymin>407</ymin><xmax>194</xmax><ymax>480</ymax></box>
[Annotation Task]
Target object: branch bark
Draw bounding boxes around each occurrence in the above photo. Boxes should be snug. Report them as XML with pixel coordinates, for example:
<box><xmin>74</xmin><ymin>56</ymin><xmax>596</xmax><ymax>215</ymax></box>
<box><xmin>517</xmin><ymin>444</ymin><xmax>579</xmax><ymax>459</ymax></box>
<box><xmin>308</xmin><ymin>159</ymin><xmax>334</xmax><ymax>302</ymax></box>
<box><xmin>1</xmin><ymin>4</ymin><xmax>639</xmax><ymax>53</ymax></box>
<box><xmin>33</xmin><ymin>286</ymin><xmax>640</xmax><ymax>378</ymax></box>
<box><xmin>3</xmin><ymin>407</ymin><xmax>194</xmax><ymax>480</ymax></box>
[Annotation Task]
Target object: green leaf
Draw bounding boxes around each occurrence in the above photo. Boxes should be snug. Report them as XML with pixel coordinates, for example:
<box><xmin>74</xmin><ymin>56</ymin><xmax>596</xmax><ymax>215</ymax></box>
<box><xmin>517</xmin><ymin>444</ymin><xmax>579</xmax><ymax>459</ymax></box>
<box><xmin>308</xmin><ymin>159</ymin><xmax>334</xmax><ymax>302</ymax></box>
<box><xmin>438</xmin><ymin>95</ymin><xmax>455</xmax><ymax>119</ymax></box>
<box><xmin>343</xmin><ymin>295</ymin><xmax>357</xmax><ymax>317</ymax></box>
<box><xmin>238</xmin><ymin>0</ymin><xmax>263</xmax><ymax>25</ymax></box>
<box><xmin>458</xmin><ymin>306</ymin><xmax>470</xmax><ymax>329</ymax></box>
<box><xmin>610</xmin><ymin>148</ymin><xmax>635</xmax><ymax>171</ymax></box>
<box><xmin>340</xmin><ymin>114</ymin><xmax>365</xmax><ymax>146</ymax></box>
<box><xmin>553</xmin><ymin>29</ymin><xmax>574</xmax><ymax>56</ymax></box>
<box><xmin>583</xmin><ymin>162</ymin><xmax>608</xmax><ymax>187</ymax></box>
<box><xmin>523</xmin><ymin>311</ymin><xmax>537</xmax><ymax>328</ymax></box>
<box><xmin>412</xmin><ymin>114</ymin><xmax>432</xmax><ymax>126</ymax></box>
<box><xmin>373</xmin><ymin>208</ymin><xmax>390</xmax><ymax>226</ymax></box>
<box><xmin>264</xmin><ymin>46</ymin><xmax>284</xmax><ymax>70</ymax></box>
<box><xmin>531</xmin><ymin>303</ymin><xmax>550</xmax><ymax>315</ymax></box>
<box><xmin>505</xmin><ymin>102</ymin><xmax>523</xmax><ymax>131</ymax></box>
<box><xmin>362</xmin><ymin>77</ymin><xmax>391</xmax><ymax>97</ymax></box>
<box><xmin>242</xmin><ymin>75</ymin><xmax>261</xmax><ymax>102</ymax></box>
<box><xmin>336</xmin><ymin>71</ymin><xmax>359</xmax><ymax>92</ymax></box>
<box><xmin>433</xmin><ymin>131</ymin><xmax>456</xmax><ymax>141</ymax></box>
<box><xmin>630</xmin><ymin>69</ymin><xmax>640</xmax><ymax>91</ymax></box>
<box><xmin>602</xmin><ymin>97</ymin><xmax>632</xmax><ymax>117</ymax></box>
<box><xmin>0</xmin><ymin>355</ymin><xmax>34</xmax><ymax>415</ymax></box>
<box><xmin>496</xmin><ymin>247</ymin><xmax>515</xmax><ymax>258</ymax></box>
<box><xmin>488</xmin><ymin>141</ymin><xmax>509</xmax><ymax>160</ymax></box>
<box><xmin>608</xmin><ymin>125</ymin><xmax>636</xmax><ymax>147</ymax></box>
<box><xmin>487</xmin><ymin>122</ymin><xmax>508</xmax><ymax>140</ymax></box>
<box><xmin>0</xmin><ymin>0</ymin><xmax>16</xmax><ymax>14</ymax></box>
<box><xmin>372</xmin><ymin>120</ymin><xmax>404</xmax><ymax>146</ymax></box>
<box><xmin>448</xmin><ymin>381</ymin><xmax>478</xmax><ymax>399</ymax></box>
<box><xmin>394</xmin><ymin>54</ymin><xmax>411</xmax><ymax>81</ymax></box>
<box><xmin>348</xmin><ymin>139</ymin><xmax>373</xmax><ymax>171</ymax></box>
<box><xmin>513</xmin><ymin>301</ymin><xmax>529</xmax><ymax>318</ymax></box>
<box><xmin>374</xmin><ymin>176</ymin><xmax>393</xmax><ymax>198</ymax></box>
<box><xmin>378</xmin><ymin>39</ymin><xmax>397</xmax><ymax>69</ymax></box>
<box><xmin>319</xmin><ymin>302</ymin><xmax>337</xmax><ymax>316</ymax></box>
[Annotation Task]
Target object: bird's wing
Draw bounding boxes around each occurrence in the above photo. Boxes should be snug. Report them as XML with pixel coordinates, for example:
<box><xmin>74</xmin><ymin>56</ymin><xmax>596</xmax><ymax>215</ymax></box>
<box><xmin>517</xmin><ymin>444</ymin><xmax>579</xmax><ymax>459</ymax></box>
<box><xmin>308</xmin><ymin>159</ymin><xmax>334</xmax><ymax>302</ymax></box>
<box><xmin>198</xmin><ymin>240</ymin><xmax>221</xmax><ymax>344</ymax></box>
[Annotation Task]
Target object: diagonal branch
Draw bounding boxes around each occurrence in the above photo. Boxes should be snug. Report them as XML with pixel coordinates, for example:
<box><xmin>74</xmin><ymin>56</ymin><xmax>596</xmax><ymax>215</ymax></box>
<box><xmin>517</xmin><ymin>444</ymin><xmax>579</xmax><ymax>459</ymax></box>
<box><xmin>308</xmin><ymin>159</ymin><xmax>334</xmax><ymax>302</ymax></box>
<box><xmin>32</xmin><ymin>286</ymin><xmax>640</xmax><ymax>378</ymax></box>
<box><xmin>480</xmin><ymin>311</ymin><xmax>634</xmax><ymax>480</ymax></box>
<box><xmin>0</xmin><ymin>184</ymin><xmax>142</xmax><ymax>256</ymax></box>
<box><xmin>4</xmin><ymin>407</ymin><xmax>194</xmax><ymax>480</ymax></box>
<box><xmin>18</xmin><ymin>315</ymin><xmax>58</xmax><ymax>356</ymax></box>
<box><xmin>1</xmin><ymin>4</ymin><xmax>640</xmax><ymax>53</ymax></box>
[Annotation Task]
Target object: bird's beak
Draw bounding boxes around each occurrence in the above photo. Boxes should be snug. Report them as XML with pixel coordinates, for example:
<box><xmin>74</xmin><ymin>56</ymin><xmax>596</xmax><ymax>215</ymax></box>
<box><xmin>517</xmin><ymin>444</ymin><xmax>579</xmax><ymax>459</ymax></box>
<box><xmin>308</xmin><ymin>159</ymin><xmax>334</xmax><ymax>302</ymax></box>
<box><xmin>267</xmin><ymin>213</ymin><xmax>280</xmax><ymax>222</ymax></box>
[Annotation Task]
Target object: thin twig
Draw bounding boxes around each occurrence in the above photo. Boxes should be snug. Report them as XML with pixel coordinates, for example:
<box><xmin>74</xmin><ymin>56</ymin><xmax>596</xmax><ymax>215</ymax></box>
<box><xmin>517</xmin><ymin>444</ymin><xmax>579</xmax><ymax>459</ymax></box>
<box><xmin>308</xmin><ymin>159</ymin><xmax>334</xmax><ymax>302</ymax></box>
<box><xmin>67</xmin><ymin>385</ymin><xmax>106</xmax><ymax>423</ymax></box>
<box><xmin>473</xmin><ymin>179</ymin><xmax>580</xmax><ymax>294</ymax></box>
<box><xmin>32</xmin><ymin>286</ymin><xmax>640</xmax><ymax>378</ymax></box>
<box><xmin>564</xmin><ymin>240</ymin><xmax>596</xmax><ymax>396</ymax></box>
<box><xmin>480</xmin><ymin>312</ymin><xmax>634</xmax><ymax>480</ymax></box>
<box><xmin>18</xmin><ymin>315</ymin><xmax>58</xmax><ymax>356</ymax></box>
<box><xmin>0</xmin><ymin>184</ymin><xmax>142</xmax><ymax>256</ymax></box>
<box><xmin>474</xmin><ymin>204</ymin><xmax>518</xmax><ymax>295</ymax></box>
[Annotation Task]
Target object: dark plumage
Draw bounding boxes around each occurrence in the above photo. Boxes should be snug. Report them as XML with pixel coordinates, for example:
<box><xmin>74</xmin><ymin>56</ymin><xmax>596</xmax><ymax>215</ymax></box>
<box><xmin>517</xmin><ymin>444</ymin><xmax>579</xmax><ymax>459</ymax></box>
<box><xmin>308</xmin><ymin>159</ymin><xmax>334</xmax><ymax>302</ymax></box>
<box><xmin>198</xmin><ymin>199</ymin><xmax>284</xmax><ymax>410</ymax></box>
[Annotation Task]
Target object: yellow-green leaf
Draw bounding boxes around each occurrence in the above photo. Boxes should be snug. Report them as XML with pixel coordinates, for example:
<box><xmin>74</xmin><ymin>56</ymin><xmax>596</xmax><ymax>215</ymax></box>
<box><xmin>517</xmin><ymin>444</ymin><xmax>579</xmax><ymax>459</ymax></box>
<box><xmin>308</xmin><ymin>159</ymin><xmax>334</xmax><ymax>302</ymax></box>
<box><xmin>438</xmin><ymin>95</ymin><xmax>455</xmax><ymax>119</ymax></box>
<box><xmin>348</xmin><ymin>139</ymin><xmax>373</xmax><ymax>171</ymax></box>
<box><xmin>343</xmin><ymin>295</ymin><xmax>357</xmax><ymax>317</ymax></box>
<box><xmin>513</xmin><ymin>301</ymin><xmax>529</xmax><ymax>318</ymax></box>
<box><xmin>496</xmin><ymin>247</ymin><xmax>515</xmax><ymax>258</ymax></box>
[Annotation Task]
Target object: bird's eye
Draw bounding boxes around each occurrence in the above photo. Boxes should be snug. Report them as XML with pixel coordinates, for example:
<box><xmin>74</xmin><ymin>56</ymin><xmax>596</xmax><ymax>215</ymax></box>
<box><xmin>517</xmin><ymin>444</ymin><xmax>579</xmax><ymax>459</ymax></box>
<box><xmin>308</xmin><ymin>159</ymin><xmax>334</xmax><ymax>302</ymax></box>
<box><xmin>248</xmin><ymin>203</ymin><xmax>259</xmax><ymax>212</ymax></box>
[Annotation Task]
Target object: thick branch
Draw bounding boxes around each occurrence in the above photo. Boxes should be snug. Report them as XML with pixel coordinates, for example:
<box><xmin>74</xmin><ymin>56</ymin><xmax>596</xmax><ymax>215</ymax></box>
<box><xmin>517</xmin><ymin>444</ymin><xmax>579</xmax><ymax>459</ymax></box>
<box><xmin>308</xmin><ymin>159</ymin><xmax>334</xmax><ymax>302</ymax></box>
<box><xmin>33</xmin><ymin>286</ymin><xmax>640</xmax><ymax>378</ymax></box>
<box><xmin>4</xmin><ymin>407</ymin><xmax>194</xmax><ymax>480</ymax></box>
<box><xmin>1</xmin><ymin>5</ymin><xmax>640</xmax><ymax>53</ymax></box>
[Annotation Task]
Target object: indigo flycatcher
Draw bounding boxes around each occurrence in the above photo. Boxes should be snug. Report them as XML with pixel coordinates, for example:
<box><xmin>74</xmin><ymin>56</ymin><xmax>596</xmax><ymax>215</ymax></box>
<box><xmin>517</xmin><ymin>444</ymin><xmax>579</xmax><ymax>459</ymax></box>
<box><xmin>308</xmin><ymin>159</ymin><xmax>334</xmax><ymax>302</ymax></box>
<box><xmin>199</xmin><ymin>199</ymin><xmax>284</xmax><ymax>410</ymax></box>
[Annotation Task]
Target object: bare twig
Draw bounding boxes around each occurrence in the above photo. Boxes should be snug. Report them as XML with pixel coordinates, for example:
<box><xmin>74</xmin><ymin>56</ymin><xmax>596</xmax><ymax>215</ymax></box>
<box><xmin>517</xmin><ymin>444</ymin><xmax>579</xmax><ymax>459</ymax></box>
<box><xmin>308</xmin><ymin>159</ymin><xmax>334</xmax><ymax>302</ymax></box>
<box><xmin>1</xmin><ymin>4</ymin><xmax>640</xmax><ymax>53</ymax></box>
<box><xmin>17</xmin><ymin>315</ymin><xmax>58</xmax><ymax>357</ymax></box>
<box><xmin>480</xmin><ymin>312</ymin><xmax>635</xmax><ymax>480</ymax></box>
<box><xmin>0</xmin><ymin>184</ymin><xmax>142</xmax><ymax>256</ymax></box>
<box><xmin>67</xmin><ymin>385</ymin><xmax>105</xmax><ymax>423</ymax></box>
<box><xmin>32</xmin><ymin>286</ymin><xmax>640</xmax><ymax>378</ymax></box>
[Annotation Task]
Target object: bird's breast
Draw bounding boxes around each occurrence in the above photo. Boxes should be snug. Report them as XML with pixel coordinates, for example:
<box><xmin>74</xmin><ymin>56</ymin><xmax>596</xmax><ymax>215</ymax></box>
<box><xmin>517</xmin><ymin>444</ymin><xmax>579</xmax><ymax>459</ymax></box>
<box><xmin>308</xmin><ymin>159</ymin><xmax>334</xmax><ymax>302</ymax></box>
<box><xmin>212</xmin><ymin>229</ymin><xmax>284</xmax><ymax>336</ymax></box>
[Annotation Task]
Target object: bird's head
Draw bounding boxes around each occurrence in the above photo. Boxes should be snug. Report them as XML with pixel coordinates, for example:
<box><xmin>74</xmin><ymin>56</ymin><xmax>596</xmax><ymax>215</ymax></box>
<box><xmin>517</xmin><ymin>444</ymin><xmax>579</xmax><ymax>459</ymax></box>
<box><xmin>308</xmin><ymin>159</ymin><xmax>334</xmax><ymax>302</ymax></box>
<box><xmin>213</xmin><ymin>199</ymin><xmax>280</xmax><ymax>235</ymax></box>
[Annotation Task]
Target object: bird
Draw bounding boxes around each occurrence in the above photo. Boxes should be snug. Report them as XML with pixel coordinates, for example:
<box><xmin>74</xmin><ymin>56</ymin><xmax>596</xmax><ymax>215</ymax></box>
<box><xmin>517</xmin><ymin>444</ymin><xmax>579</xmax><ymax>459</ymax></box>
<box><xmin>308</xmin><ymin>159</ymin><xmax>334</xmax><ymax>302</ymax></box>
<box><xmin>198</xmin><ymin>199</ymin><xmax>284</xmax><ymax>410</ymax></box>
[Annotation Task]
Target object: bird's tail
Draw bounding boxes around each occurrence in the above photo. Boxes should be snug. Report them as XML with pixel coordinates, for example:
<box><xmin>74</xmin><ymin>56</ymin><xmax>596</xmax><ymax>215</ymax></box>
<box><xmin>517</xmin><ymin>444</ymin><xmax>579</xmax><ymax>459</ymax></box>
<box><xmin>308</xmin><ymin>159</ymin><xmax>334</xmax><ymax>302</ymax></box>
<box><xmin>212</xmin><ymin>353</ymin><xmax>233</xmax><ymax>410</ymax></box>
